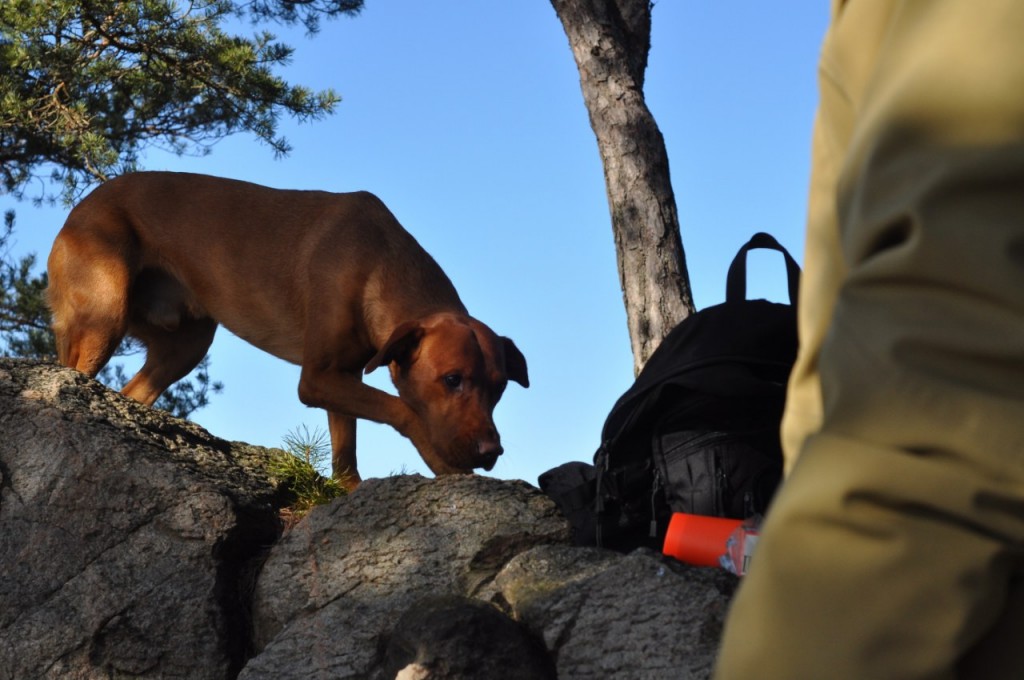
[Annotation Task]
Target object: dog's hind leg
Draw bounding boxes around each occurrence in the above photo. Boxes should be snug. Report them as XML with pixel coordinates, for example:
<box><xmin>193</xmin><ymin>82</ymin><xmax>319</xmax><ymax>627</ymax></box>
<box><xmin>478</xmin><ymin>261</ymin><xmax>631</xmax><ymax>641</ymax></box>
<box><xmin>46</xmin><ymin>228</ymin><xmax>131</xmax><ymax>377</ymax></box>
<box><xmin>119</xmin><ymin>268</ymin><xmax>218</xmax><ymax>407</ymax></box>
<box><xmin>122</xmin><ymin>315</ymin><xmax>218</xmax><ymax>407</ymax></box>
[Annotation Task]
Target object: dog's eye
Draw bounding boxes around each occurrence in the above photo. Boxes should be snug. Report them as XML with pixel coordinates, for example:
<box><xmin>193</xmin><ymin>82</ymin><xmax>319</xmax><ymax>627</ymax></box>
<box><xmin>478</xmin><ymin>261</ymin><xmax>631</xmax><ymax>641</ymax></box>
<box><xmin>443</xmin><ymin>373</ymin><xmax>463</xmax><ymax>390</ymax></box>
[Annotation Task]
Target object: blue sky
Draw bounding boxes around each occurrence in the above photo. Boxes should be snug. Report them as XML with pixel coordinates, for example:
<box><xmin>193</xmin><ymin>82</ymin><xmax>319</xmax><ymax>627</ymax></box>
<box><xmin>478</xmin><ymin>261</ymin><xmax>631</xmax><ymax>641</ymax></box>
<box><xmin>5</xmin><ymin>2</ymin><xmax>830</xmax><ymax>484</ymax></box>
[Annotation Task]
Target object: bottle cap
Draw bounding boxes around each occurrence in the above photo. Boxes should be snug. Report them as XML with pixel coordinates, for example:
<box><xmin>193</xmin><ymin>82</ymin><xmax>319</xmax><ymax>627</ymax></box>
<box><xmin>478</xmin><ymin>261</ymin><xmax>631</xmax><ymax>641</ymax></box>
<box><xmin>662</xmin><ymin>513</ymin><xmax>744</xmax><ymax>567</ymax></box>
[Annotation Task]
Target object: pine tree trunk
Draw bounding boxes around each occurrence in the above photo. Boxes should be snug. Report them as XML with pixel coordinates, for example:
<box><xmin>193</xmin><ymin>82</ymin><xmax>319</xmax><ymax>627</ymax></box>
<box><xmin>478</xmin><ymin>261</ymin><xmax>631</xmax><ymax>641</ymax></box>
<box><xmin>551</xmin><ymin>0</ymin><xmax>695</xmax><ymax>375</ymax></box>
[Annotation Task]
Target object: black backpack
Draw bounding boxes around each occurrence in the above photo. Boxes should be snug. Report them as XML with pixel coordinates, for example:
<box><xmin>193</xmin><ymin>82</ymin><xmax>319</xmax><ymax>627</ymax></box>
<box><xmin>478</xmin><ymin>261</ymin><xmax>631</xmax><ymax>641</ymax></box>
<box><xmin>540</xmin><ymin>233</ymin><xmax>800</xmax><ymax>552</ymax></box>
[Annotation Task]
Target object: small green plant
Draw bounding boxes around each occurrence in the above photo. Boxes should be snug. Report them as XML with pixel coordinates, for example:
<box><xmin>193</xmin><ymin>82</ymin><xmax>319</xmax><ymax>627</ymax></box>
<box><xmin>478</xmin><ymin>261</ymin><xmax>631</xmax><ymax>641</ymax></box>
<box><xmin>282</xmin><ymin>423</ymin><xmax>331</xmax><ymax>471</ymax></box>
<box><xmin>269</xmin><ymin>425</ymin><xmax>347</xmax><ymax>526</ymax></box>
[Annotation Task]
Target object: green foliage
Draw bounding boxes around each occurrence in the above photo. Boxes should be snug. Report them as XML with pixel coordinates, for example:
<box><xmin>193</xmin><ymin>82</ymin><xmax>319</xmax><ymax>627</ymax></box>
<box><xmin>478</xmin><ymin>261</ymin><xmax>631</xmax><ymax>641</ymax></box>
<box><xmin>0</xmin><ymin>211</ymin><xmax>53</xmax><ymax>357</ymax></box>
<box><xmin>281</xmin><ymin>423</ymin><xmax>332</xmax><ymax>472</ymax></box>
<box><xmin>269</xmin><ymin>425</ymin><xmax>347</xmax><ymax>525</ymax></box>
<box><xmin>0</xmin><ymin>0</ymin><xmax>361</xmax><ymax>202</ymax></box>
<box><xmin>248</xmin><ymin>0</ymin><xmax>363</xmax><ymax>34</ymax></box>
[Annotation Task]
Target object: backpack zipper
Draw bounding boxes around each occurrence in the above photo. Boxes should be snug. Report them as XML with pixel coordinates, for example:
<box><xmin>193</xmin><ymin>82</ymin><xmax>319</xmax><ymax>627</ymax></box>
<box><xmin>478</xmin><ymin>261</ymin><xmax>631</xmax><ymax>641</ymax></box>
<box><xmin>649</xmin><ymin>465</ymin><xmax>664</xmax><ymax>539</ymax></box>
<box><xmin>715</xmin><ymin>454</ymin><xmax>728</xmax><ymax>517</ymax></box>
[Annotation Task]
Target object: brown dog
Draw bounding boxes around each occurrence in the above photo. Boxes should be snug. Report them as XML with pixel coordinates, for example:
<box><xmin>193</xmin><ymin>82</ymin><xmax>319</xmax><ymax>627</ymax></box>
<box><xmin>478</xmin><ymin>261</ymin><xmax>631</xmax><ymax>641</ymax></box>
<box><xmin>46</xmin><ymin>171</ymin><xmax>528</xmax><ymax>488</ymax></box>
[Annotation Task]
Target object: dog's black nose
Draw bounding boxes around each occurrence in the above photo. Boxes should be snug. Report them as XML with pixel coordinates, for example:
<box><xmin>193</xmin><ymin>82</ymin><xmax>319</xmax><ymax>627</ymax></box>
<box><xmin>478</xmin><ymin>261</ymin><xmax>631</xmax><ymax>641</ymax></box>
<box><xmin>478</xmin><ymin>438</ymin><xmax>503</xmax><ymax>470</ymax></box>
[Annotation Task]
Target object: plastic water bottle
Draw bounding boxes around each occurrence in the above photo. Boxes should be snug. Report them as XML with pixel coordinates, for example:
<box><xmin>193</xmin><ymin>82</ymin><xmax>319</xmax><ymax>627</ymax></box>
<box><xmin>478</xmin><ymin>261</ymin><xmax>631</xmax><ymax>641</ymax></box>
<box><xmin>662</xmin><ymin>513</ymin><xmax>762</xmax><ymax>576</ymax></box>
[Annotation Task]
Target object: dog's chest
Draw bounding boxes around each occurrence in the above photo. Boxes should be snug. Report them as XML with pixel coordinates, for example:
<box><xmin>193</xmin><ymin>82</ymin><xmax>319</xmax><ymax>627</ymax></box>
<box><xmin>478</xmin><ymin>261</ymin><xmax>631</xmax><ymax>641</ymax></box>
<box><xmin>222</xmin><ymin>316</ymin><xmax>306</xmax><ymax>365</ymax></box>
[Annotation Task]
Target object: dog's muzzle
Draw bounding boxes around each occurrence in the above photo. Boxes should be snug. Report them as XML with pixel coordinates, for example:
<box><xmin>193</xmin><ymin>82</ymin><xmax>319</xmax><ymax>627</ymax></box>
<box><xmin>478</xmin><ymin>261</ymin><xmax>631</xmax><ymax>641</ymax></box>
<box><xmin>477</xmin><ymin>440</ymin><xmax>503</xmax><ymax>471</ymax></box>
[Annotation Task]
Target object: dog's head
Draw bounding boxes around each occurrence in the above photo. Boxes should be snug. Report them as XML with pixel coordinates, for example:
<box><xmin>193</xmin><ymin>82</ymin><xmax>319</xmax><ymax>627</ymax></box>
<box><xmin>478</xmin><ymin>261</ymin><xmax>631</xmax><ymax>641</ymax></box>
<box><xmin>364</xmin><ymin>313</ymin><xmax>529</xmax><ymax>475</ymax></box>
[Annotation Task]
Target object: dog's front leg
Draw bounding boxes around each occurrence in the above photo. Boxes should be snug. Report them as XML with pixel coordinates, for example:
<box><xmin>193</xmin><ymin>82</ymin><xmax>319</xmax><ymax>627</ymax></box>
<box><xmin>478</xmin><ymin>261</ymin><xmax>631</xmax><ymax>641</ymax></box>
<box><xmin>327</xmin><ymin>411</ymin><xmax>360</xmax><ymax>491</ymax></box>
<box><xmin>298</xmin><ymin>365</ymin><xmax>463</xmax><ymax>478</ymax></box>
<box><xmin>299</xmin><ymin>366</ymin><xmax>416</xmax><ymax>432</ymax></box>
<box><xmin>298</xmin><ymin>366</ymin><xmax>430</xmax><ymax>469</ymax></box>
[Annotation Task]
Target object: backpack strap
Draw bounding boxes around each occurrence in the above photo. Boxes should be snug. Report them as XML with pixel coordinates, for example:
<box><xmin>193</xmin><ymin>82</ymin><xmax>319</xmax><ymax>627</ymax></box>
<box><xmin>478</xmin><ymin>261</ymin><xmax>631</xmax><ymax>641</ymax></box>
<box><xmin>725</xmin><ymin>232</ymin><xmax>801</xmax><ymax>305</ymax></box>
<box><xmin>595</xmin><ymin>443</ymin><xmax>610</xmax><ymax>548</ymax></box>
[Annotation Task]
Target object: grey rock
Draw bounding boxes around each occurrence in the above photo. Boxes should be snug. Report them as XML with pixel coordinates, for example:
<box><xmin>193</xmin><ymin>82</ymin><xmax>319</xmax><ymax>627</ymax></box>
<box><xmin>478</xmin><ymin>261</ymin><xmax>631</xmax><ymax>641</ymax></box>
<box><xmin>0</xmin><ymin>359</ymin><xmax>285</xmax><ymax>679</ymax></box>
<box><xmin>381</xmin><ymin>595</ymin><xmax>555</xmax><ymax>680</ymax></box>
<box><xmin>242</xmin><ymin>474</ymin><xmax>570</xmax><ymax>679</ymax></box>
<box><xmin>495</xmin><ymin>545</ymin><xmax>738</xmax><ymax>680</ymax></box>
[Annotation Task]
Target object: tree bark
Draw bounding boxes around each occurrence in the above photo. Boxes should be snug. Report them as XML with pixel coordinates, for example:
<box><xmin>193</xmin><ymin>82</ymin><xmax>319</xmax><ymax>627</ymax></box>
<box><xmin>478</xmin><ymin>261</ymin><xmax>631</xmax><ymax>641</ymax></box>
<box><xmin>551</xmin><ymin>0</ymin><xmax>695</xmax><ymax>375</ymax></box>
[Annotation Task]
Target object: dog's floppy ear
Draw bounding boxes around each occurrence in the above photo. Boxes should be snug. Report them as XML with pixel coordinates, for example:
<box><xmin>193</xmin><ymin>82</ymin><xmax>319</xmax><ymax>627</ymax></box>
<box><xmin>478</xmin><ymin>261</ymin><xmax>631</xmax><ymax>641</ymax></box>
<box><xmin>502</xmin><ymin>337</ymin><xmax>529</xmax><ymax>388</ymax></box>
<box><xmin>365</xmin><ymin>322</ymin><xmax>425</xmax><ymax>373</ymax></box>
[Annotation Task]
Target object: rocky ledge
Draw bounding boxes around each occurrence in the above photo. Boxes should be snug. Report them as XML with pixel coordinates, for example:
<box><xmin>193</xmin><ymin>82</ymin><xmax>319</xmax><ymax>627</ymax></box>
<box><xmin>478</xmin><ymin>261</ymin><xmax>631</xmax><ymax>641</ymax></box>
<box><xmin>0</xmin><ymin>359</ymin><xmax>736</xmax><ymax>679</ymax></box>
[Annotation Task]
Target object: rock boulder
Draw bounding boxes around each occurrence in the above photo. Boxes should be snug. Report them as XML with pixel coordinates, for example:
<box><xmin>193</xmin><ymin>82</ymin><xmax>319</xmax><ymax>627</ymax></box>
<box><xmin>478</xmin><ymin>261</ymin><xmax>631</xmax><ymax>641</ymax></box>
<box><xmin>0</xmin><ymin>359</ymin><xmax>284</xmax><ymax>679</ymax></box>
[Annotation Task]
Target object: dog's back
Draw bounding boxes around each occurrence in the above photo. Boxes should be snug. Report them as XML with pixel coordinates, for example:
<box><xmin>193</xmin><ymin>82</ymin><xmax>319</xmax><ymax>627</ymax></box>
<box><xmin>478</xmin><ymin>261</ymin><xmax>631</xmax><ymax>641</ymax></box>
<box><xmin>49</xmin><ymin>172</ymin><xmax>462</xmax><ymax>368</ymax></box>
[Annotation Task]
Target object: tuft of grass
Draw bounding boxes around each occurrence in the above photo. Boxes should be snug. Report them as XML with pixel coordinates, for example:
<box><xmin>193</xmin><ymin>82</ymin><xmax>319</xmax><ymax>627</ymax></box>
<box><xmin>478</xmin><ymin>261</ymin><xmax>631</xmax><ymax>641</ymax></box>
<box><xmin>268</xmin><ymin>425</ymin><xmax>348</xmax><ymax>527</ymax></box>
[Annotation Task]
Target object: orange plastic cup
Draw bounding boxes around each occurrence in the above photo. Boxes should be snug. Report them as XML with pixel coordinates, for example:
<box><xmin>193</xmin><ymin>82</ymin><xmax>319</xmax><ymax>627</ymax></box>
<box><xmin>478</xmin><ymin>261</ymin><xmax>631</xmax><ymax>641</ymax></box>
<box><xmin>662</xmin><ymin>513</ymin><xmax>743</xmax><ymax>567</ymax></box>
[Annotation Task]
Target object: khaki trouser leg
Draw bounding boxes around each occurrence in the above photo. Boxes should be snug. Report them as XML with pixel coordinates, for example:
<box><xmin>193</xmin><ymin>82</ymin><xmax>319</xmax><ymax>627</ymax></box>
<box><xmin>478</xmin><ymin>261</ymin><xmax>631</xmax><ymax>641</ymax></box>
<box><xmin>715</xmin><ymin>1</ymin><xmax>1024</xmax><ymax>678</ymax></box>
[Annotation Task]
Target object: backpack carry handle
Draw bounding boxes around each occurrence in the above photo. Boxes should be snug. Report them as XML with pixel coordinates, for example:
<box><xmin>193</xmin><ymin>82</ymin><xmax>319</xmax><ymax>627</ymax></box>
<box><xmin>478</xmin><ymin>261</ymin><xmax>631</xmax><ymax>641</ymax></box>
<box><xmin>725</xmin><ymin>232</ymin><xmax>801</xmax><ymax>305</ymax></box>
